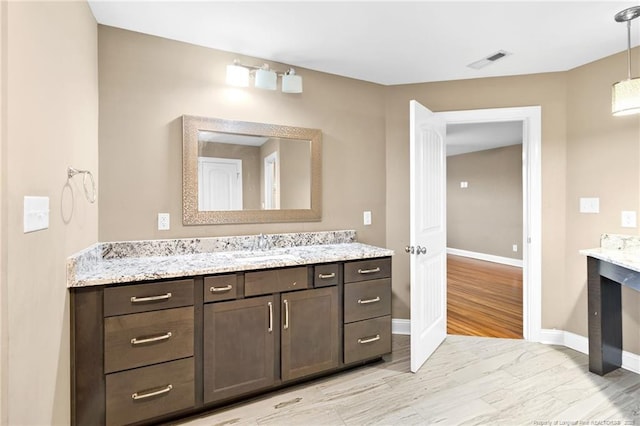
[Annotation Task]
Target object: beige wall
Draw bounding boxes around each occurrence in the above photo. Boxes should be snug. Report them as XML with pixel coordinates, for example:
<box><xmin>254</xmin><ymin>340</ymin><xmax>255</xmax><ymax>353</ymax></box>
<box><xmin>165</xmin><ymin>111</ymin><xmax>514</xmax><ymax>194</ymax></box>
<box><xmin>0</xmin><ymin>0</ymin><xmax>7</xmax><ymax>422</ymax></box>
<box><xmin>280</xmin><ymin>138</ymin><xmax>311</xmax><ymax>209</ymax></box>
<box><xmin>385</xmin><ymin>53</ymin><xmax>640</xmax><ymax>354</ymax></box>
<box><xmin>98</xmin><ymin>26</ymin><xmax>387</xmax><ymax>246</ymax></box>
<box><xmin>564</xmin><ymin>50</ymin><xmax>640</xmax><ymax>352</ymax></box>
<box><xmin>4</xmin><ymin>1</ymin><xmax>98</xmax><ymax>425</ymax></box>
<box><xmin>99</xmin><ymin>25</ymin><xmax>640</xmax><ymax>354</ymax></box>
<box><xmin>447</xmin><ymin>144</ymin><xmax>523</xmax><ymax>259</ymax></box>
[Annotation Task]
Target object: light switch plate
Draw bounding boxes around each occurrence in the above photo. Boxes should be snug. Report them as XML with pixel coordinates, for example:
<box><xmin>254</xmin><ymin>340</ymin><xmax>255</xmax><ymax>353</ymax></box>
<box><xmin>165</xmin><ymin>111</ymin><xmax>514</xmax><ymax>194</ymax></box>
<box><xmin>621</xmin><ymin>211</ymin><xmax>637</xmax><ymax>228</ymax></box>
<box><xmin>579</xmin><ymin>197</ymin><xmax>599</xmax><ymax>214</ymax></box>
<box><xmin>460</xmin><ymin>181</ymin><xmax>468</xmax><ymax>188</ymax></box>
<box><xmin>24</xmin><ymin>196</ymin><xmax>49</xmax><ymax>233</ymax></box>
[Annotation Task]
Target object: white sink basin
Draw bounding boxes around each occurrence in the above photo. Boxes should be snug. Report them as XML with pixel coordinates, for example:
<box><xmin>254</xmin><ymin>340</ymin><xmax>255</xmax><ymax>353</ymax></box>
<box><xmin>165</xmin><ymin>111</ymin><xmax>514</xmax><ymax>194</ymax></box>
<box><xmin>233</xmin><ymin>253</ymin><xmax>300</xmax><ymax>263</ymax></box>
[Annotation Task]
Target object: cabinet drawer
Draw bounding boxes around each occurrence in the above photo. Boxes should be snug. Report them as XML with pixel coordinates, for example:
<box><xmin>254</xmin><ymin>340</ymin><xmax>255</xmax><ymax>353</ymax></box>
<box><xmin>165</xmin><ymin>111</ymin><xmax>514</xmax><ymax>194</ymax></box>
<box><xmin>344</xmin><ymin>258</ymin><xmax>391</xmax><ymax>283</ymax></box>
<box><xmin>314</xmin><ymin>263</ymin><xmax>340</xmax><ymax>287</ymax></box>
<box><xmin>344</xmin><ymin>316</ymin><xmax>391</xmax><ymax>364</ymax></box>
<box><xmin>104</xmin><ymin>279</ymin><xmax>194</xmax><ymax>317</ymax></box>
<box><xmin>204</xmin><ymin>274</ymin><xmax>238</xmax><ymax>303</ymax></box>
<box><xmin>106</xmin><ymin>357</ymin><xmax>194</xmax><ymax>426</ymax></box>
<box><xmin>245</xmin><ymin>267</ymin><xmax>309</xmax><ymax>297</ymax></box>
<box><xmin>104</xmin><ymin>306</ymin><xmax>194</xmax><ymax>374</ymax></box>
<box><xmin>344</xmin><ymin>278</ymin><xmax>391</xmax><ymax>323</ymax></box>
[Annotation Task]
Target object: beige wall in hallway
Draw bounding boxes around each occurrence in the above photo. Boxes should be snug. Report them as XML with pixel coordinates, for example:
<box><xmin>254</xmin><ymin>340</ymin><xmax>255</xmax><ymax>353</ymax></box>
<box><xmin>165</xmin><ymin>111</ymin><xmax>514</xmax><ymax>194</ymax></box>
<box><xmin>447</xmin><ymin>144</ymin><xmax>523</xmax><ymax>260</ymax></box>
<box><xmin>98</xmin><ymin>26</ymin><xmax>387</xmax><ymax>247</ymax></box>
<box><xmin>4</xmin><ymin>1</ymin><xmax>99</xmax><ymax>425</ymax></box>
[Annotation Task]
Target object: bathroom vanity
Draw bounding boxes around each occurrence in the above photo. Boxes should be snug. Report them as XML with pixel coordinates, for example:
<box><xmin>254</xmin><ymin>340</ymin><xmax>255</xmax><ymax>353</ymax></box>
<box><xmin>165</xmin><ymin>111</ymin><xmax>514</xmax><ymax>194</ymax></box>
<box><xmin>68</xmin><ymin>231</ymin><xmax>393</xmax><ymax>426</ymax></box>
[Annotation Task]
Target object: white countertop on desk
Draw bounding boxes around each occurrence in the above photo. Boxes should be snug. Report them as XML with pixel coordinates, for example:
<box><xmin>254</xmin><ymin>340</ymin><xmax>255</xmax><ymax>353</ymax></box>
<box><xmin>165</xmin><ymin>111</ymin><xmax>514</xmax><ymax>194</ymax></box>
<box><xmin>580</xmin><ymin>247</ymin><xmax>640</xmax><ymax>274</ymax></box>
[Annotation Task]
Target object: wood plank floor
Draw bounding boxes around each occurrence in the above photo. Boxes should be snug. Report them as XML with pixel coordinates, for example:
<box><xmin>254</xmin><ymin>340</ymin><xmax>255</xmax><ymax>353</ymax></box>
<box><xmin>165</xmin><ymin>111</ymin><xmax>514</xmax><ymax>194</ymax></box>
<box><xmin>447</xmin><ymin>254</ymin><xmax>523</xmax><ymax>339</ymax></box>
<box><xmin>173</xmin><ymin>335</ymin><xmax>640</xmax><ymax>425</ymax></box>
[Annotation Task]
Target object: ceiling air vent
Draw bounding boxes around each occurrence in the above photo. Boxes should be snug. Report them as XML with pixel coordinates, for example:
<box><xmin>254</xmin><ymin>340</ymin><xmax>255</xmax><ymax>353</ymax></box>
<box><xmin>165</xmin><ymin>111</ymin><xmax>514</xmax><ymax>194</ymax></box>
<box><xmin>467</xmin><ymin>50</ymin><xmax>511</xmax><ymax>70</ymax></box>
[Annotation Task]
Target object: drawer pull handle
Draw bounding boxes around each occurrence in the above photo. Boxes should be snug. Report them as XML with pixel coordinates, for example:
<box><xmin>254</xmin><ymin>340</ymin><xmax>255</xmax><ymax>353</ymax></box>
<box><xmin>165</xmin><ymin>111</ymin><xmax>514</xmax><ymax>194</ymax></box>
<box><xmin>268</xmin><ymin>301</ymin><xmax>273</xmax><ymax>333</ymax></box>
<box><xmin>283</xmin><ymin>299</ymin><xmax>289</xmax><ymax>330</ymax></box>
<box><xmin>318</xmin><ymin>273</ymin><xmax>336</xmax><ymax>279</ymax></box>
<box><xmin>358</xmin><ymin>296</ymin><xmax>381</xmax><ymax>305</ymax></box>
<box><xmin>358</xmin><ymin>267</ymin><xmax>381</xmax><ymax>275</ymax></box>
<box><xmin>358</xmin><ymin>334</ymin><xmax>381</xmax><ymax>344</ymax></box>
<box><xmin>131</xmin><ymin>332</ymin><xmax>172</xmax><ymax>345</ymax></box>
<box><xmin>130</xmin><ymin>293</ymin><xmax>172</xmax><ymax>303</ymax></box>
<box><xmin>131</xmin><ymin>384</ymin><xmax>173</xmax><ymax>400</ymax></box>
<box><xmin>210</xmin><ymin>284</ymin><xmax>233</xmax><ymax>293</ymax></box>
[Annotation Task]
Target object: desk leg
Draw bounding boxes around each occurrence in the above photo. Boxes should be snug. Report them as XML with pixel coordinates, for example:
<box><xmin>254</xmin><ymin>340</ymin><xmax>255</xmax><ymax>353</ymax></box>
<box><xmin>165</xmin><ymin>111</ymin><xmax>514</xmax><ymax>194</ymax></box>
<box><xmin>587</xmin><ymin>257</ymin><xmax>622</xmax><ymax>375</ymax></box>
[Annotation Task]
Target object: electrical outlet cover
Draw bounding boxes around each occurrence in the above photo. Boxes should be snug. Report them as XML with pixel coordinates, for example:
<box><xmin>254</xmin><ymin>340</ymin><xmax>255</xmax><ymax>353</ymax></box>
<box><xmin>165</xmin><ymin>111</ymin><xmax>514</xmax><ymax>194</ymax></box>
<box><xmin>158</xmin><ymin>213</ymin><xmax>170</xmax><ymax>230</ymax></box>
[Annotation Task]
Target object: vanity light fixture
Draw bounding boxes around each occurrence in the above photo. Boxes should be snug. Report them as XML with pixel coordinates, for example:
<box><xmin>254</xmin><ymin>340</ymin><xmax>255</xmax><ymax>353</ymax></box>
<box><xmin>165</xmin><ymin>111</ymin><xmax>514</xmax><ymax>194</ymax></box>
<box><xmin>612</xmin><ymin>5</ymin><xmax>640</xmax><ymax>116</ymax></box>
<box><xmin>225</xmin><ymin>60</ymin><xmax>303</xmax><ymax>93</ymax></box>
<box><xmin>226</xmin><ymin>61</ymin><xmax>250</xmax><ymax>87</ymax></box>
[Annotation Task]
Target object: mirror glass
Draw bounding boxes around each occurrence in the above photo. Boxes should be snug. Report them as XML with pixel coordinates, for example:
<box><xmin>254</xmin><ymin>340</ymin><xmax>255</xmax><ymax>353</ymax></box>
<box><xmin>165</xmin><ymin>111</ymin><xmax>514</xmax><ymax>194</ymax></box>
<box><xmin>183</xmin><ymin>115</ymin><xmax>322</xmax><ymax>224</ymax></box>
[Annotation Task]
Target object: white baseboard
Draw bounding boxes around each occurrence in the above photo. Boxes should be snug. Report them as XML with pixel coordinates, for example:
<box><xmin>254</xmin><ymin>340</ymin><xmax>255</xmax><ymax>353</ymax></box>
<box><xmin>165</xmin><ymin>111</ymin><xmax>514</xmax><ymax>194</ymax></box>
<box><xmin>392</xmin><ymin>323</ymin><xmax>640</xmax><ymax>374</ymax></box>
<box><xmin>537</xmin><ymin>328</ymin><xmax>639</xmax><ymax>374</ymax></box>
<box><xmin>447</xmin><ymin>248</ymin><xmax>523</xmax><ymax>268</ymax></box>
<box><xmin>392</xmin><ymin>318</ymin><xmax>410</xmax><ymax>335</ymax></box>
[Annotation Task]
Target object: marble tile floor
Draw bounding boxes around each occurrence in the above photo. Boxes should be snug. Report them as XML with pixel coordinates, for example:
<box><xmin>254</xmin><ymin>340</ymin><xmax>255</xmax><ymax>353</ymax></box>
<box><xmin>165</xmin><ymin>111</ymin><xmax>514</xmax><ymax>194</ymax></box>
<box><xmin>171</xmin><ymin>335</ymin><xmax>640</xmax><ymax>426</ymax></box>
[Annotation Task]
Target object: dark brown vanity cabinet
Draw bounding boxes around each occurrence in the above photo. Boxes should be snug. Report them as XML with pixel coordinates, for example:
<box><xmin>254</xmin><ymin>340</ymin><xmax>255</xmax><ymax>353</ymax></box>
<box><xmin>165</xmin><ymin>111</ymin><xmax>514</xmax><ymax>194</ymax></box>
<box><xmin>203</xmin><ymin>295</ymin><xmax>276</xmax><ymax>403</ymax></box>
<box><xmin>281</xmin><ymin>286</ymin><xmax>340</xmax><ymax>381</ymax></box>
<box><xmin>70</xmin><ymin>257</ymin><xmax>392</xmax><ymax>426</ymax></box>
<box><xmin>343</xmin><ymin>258</ymin><xmax>392</xmax><ymax>364</ymax></box>
<box><xmin>203</xmin><ymin>268</ymin><xmax>339</xmax><ymax>403</ymax></box>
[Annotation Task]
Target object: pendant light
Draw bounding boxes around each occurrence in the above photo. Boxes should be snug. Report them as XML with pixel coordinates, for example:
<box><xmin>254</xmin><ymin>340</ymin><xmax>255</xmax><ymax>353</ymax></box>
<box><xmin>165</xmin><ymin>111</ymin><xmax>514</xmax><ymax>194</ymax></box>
<box><xmin>612</xmin><ymin>6</ymin><xmax>640</xmax><ymax>116</ymax></box>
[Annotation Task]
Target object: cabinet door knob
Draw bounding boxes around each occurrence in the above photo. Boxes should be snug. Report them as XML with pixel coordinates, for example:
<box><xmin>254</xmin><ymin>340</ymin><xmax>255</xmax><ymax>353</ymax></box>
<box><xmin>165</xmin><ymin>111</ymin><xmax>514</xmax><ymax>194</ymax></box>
<box><xmin>405</xmin><ymin>246</ymin><xmax>415</xmax><ymax>254</ymax></box>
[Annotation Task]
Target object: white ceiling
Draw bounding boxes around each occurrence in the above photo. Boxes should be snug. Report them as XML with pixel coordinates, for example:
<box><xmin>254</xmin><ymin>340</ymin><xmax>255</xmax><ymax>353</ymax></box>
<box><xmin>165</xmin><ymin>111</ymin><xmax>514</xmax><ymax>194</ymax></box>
<box><xmin>446</xmin><ymin>121</ymin><xmax>523</xmax><ymax>156</ymax></box>
<box><xmin>88</xmin><ymin>1</ymin><xmax>640</xmax><ymax>85</ymax></box>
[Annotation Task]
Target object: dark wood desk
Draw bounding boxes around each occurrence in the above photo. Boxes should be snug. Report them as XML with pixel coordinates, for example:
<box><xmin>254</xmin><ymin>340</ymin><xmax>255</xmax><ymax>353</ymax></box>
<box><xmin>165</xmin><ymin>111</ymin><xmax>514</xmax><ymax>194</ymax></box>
<box><xmin>587</xmin><ymin>256</ymin><xmax>640</xmax><ymax>375</ymax></box>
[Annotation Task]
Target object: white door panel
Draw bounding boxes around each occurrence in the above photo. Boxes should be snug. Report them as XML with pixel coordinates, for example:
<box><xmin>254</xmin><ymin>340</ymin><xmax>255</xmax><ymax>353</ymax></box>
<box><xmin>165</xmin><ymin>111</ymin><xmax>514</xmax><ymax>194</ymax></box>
<box><xmin>410</xmin><ymin>100</ymin><xmax>447</xmax><ymax>373</ymax></box>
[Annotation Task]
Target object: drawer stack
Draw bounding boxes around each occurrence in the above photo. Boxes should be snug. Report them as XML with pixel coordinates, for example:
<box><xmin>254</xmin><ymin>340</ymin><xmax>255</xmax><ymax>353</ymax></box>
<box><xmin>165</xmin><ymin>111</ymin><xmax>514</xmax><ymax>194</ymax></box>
<box><xmin>343</xmin><ymin>258</ymin><xmax>392</xmax><ymax>364</ymax></box>
<box><xmin>102</xmin><ymin>279</ymin><xmax>195</xmax><ymax>426</ymax></box>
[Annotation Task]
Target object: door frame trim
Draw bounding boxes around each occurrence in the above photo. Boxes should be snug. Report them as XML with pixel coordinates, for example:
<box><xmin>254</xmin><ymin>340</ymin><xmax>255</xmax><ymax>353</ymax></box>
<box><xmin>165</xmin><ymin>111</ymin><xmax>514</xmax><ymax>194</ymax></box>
<box><xmin>435</xmin><ymin>106</ymin><xmax>542</xmax><ymax>341</ymax></box>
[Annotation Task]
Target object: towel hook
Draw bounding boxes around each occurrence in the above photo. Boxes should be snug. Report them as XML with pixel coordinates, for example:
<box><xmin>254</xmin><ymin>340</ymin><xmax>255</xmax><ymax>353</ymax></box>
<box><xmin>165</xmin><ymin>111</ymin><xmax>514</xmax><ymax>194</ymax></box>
<box><xmin>67</xmin><ymin>167</ymin><xmax>96</xmax><ymax>204</ymax></box>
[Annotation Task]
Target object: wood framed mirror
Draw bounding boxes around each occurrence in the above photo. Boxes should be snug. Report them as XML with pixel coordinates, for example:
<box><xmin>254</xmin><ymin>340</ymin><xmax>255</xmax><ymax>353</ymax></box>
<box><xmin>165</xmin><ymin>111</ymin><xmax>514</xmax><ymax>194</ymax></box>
<box><xmin>182</xmin><ymin>115</ymin><xmax>322</xmax><ymax>224</ymax></box>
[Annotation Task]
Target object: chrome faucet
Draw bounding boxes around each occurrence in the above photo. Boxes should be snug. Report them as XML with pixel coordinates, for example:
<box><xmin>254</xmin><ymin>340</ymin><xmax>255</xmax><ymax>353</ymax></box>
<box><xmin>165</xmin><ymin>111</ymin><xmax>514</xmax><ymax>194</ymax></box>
<box><xmin>254</xmin><ymin>233</ymin><xmax>271</xmax><ymax>251</ymax></box>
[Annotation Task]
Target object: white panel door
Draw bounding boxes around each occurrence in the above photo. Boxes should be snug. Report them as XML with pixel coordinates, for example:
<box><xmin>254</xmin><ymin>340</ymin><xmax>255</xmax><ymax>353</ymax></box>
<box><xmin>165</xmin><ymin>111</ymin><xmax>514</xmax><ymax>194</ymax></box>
<box><xmin>198</xmin><ymin>157</ymin><xmax>243</xmax><ymax>211</ymax></box>
<box><xmin>410</xmin><ymin>100</ymin><xmax>447</xmax><ymax>373</ymax></box>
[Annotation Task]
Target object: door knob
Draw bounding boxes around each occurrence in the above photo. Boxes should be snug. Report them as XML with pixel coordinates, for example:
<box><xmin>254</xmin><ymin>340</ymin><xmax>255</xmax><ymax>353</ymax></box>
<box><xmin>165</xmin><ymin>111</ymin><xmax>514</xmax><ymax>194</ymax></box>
<box><xmin>404</xmin><ymin>246</ymin><xmax>415</xmax><ymax>254</ymax></box>
<box><xmin>415</xmin><ymin>246</ymin><xmax>427</xmax><ymax>255</ymax></box>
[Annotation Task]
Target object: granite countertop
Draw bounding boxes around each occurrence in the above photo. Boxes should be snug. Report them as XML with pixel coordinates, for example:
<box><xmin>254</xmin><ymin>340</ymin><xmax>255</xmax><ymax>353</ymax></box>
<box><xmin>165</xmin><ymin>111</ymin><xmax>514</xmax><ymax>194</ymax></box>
<box><xmin>580</xmin><ymin>233</ymin><xmax>640</xmax><ymax>273</ymax></box>
<box><xmin>67</xmin><ymin>230</ymin><xmax>394</xmax><ymax>288</ymax></box>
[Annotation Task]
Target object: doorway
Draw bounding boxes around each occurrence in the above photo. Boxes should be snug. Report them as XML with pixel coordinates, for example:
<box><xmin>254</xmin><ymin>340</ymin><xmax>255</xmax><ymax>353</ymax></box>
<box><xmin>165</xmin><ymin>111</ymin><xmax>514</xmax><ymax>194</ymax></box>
<box><xmin>436</xmin><ymin>106</ymin><xmax>541</xmax><ymax>342</ymax></box>
<box><xmin>445</xmin><ymin>121</ymin><xmax>524</xmax><ymax>338</ymax></box>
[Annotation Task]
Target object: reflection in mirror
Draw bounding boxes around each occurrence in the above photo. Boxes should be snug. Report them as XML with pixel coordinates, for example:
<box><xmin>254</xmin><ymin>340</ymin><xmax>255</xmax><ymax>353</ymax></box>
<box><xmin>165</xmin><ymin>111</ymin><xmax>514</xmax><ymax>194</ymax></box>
<box><xmin>183</xmin><ymin>115</ymin><xmax>321</xmax><ymax>225</ymax></box>
<box><xmin>197</xmin><ymin>131</ymin><xmax>312</xmax><ymax>211</ymax></box>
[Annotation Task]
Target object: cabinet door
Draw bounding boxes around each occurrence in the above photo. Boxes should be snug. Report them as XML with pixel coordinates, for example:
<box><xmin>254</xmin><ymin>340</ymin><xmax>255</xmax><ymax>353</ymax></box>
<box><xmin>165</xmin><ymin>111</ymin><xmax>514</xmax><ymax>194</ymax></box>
<box><xmin>203</xmin><ymin>296</ymin><xmax>275</xmax><ymax>403</ymax></box>
<box><xmin>281</xmin><ymin>287</ymin><xmax>339</xmax><ymax>381</ymax></box>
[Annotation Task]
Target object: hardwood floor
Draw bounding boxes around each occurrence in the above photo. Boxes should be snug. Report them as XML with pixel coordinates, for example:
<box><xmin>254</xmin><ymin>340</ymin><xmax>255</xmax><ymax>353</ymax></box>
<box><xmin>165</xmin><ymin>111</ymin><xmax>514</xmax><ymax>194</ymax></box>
<box><xmin>447</xmin><ymin>254</ymin><xmax>523</xmax><ymax>339</ymax></box>
<box><xmin>173</xmin><ymin>335</ymin><xmax>640</xmax><ymax>425</ymax></box>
